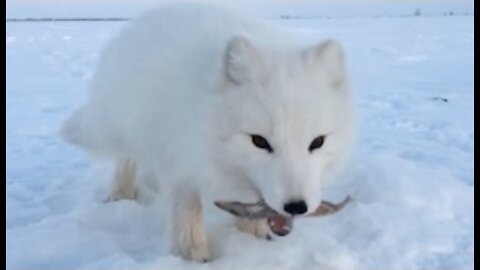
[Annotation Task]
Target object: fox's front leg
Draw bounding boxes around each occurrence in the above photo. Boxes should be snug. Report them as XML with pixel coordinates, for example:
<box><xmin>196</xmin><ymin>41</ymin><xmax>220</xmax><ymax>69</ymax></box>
<box><xmin>169</xmin><ymin>187</ymin><xmax>210</xmax><ymax>262</ymax></box>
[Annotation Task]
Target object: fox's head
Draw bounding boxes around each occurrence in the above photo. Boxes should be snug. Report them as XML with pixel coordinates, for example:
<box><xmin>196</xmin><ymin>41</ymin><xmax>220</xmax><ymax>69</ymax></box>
<box><xmin>213</xmin><ymin>36</ymin><xmax>354</xmax><ymax>216</ymax></box>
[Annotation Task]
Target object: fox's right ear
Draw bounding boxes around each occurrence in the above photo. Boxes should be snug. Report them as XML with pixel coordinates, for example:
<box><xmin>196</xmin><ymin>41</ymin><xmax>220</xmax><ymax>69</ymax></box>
<box><xmin>223</xmin><ymin>36</ymin><xmax>264</xmax><ymax>85</ymax></box>
<box><xmin>305</xmin><ymin>39</ymin><xmax>350</xmax><ymax>92</ymax></box>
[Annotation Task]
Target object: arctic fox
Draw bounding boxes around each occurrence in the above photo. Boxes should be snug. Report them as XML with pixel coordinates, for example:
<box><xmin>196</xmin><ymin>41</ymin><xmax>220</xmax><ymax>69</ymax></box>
<box><xmin>61</xmin><ymin>4</ymin><xmax>354</xmax><ymax>261</ymax></box>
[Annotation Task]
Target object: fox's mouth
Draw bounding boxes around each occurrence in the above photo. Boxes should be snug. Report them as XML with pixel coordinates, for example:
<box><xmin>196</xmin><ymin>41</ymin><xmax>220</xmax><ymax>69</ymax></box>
<box><xmin>214</xmin><ymin>196</ymin><xmax>352</xmax><ymax>236</ymax></box>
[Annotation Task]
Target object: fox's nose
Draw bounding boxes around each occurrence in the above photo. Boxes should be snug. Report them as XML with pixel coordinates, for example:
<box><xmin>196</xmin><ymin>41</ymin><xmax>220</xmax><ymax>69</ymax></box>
<box><xmin>284</xmin><ymin>200</ymin><xmax>308</xmax><ymax>215</ymax></box>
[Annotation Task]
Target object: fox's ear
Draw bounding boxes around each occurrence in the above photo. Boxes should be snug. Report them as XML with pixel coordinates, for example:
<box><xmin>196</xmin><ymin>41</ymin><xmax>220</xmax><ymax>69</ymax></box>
<box><xmin>223</xmin><ymin>36</ymin><xmax>264</xmax><ymax>85</ymax></box>
<box><xmin>305</xmin><ymin>39</ymin><xmax>349</xmax><ymax>92</ymax></box>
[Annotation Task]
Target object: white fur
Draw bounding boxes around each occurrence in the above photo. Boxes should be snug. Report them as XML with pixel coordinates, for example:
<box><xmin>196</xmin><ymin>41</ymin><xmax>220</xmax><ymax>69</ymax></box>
<box><xmin>61</xmin><ymin>4</ymin><xmax>354</xmax><ymax>261</ymax></box>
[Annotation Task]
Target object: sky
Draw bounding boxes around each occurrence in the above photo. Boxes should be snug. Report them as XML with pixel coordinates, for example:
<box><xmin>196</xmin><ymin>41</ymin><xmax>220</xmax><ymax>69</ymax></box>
<box><xmin>6</xmin><ymin>0</ymin><xmax>474</xmax><ymax>18</ymax></box>
<box><xmin>6</xmin><ymin>0</ymin><xmax>473</xmax><ymax>4</ymax></box>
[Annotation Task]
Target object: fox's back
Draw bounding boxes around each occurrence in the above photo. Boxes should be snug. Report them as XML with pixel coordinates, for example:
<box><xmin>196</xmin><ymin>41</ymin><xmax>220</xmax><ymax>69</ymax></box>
<box><xmin>63</xmin><ymin>5</ymin><xmax>286</xmax><ymax>166</ymax></box>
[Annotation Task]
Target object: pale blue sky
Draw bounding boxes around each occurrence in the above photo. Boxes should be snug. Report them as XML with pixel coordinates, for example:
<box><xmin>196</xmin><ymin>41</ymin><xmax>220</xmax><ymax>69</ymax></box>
<box><xmin>6</xmin><ymin>0</ymin><xmax>473</xmax><ymax>18</ymax></box>
<box><xmin>7</xmin><ymin>0</ymin><xmax>473</xmax><ymax>4</ymax></box>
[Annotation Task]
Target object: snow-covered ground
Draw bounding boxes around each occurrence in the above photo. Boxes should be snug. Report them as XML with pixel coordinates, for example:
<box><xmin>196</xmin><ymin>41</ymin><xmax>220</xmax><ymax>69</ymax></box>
<box><xmin>6</xmin><ymin>14</ymin><xmax>473</xmax><ymax>270</ymax></box>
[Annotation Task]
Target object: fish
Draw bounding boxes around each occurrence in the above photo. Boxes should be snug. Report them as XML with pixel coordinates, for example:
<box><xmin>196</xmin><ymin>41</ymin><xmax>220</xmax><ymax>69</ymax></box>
<box><xmin>214</xmin><ymin>196</ymin><xmax>352</xmax><ymax>236</ymax></box>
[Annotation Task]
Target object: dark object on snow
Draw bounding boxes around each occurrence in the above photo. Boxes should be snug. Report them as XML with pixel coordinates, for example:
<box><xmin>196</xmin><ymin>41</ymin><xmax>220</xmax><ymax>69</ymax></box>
<box><xmin>431</xmin><ymin>97</ymin><xmax>449</xmax><ymax>103</ymax></box>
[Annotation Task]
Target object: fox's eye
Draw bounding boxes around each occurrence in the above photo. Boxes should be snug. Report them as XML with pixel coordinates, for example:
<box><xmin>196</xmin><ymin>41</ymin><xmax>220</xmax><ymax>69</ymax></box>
<box><xmin>250</xmin><ymin>135</ymin><xmax>273</xmax><ymax>153</ymax></box>
<box><xmin>309</xmin><ymin>135</ymin><xmax>325</xmax><ymax>152</ymax></box>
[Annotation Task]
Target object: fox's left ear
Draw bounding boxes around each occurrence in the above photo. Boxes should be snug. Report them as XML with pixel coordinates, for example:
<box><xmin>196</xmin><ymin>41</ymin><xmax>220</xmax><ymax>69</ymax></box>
<box><xmin>304</xmin><ymin>39</ymin><xmax>349</xmax><ymax>92</ymax></box>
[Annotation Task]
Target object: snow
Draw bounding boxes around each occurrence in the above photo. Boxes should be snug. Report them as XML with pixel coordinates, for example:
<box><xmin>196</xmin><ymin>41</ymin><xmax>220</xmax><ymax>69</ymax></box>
<box><xmin>6</xmin><ymin>12</ymin><xmax>473</xmax><ymax>270</ymax></box>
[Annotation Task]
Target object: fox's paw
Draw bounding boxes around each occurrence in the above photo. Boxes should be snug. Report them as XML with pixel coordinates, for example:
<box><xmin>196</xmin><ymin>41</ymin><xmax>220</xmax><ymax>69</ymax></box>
<box><xmin>105</xmin><ymin>159</ymin><xmax>137</xmax><ymax>202</ymax></box>
<box><xmin>188</xmin><ymin>242</ymin><xmax>210</xmax><ymax>263</ymax></box>
<box><xmin>172</xmin><ymin>230</ymin><xmax>211</xmax><ymax>262</ymax></box>
<box><xmin>105</xmin><ymin>185</ymin><xmax>137</xmax><ymax>202</ymax></box>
